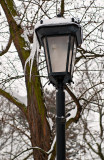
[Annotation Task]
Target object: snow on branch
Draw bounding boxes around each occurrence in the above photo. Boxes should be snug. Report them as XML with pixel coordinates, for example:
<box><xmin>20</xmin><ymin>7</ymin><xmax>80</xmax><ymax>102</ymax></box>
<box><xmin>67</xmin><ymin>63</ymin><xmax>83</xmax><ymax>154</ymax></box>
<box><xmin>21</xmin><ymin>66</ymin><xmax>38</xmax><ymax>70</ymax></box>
<box><xmin>0</xmin><ymin>88</ymin><xmax>27</xmax><ymax>117</ymax></box>
<box><xmin>11</xmin><ymin>135</ymin><xmax>56</xmax><ymax>160</ymax></box>
<box><xmin>0</xmin><ymin>34</ymin><xmax>12</xmax><ymax>56</ymax></box>
<box><xmin>12</xmin><ymin>145</ymin><xmax>54</xmax><ymax>160</ymax></box>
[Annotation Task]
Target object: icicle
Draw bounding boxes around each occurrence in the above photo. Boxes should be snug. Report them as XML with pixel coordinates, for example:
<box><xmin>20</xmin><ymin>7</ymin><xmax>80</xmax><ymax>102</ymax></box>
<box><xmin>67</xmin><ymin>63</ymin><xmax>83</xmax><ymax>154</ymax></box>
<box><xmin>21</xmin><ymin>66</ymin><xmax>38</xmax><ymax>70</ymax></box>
<box><xmin>24</xmin><ymin>30</ymin><xmax>39</xmax><ymax>79</ymax></box>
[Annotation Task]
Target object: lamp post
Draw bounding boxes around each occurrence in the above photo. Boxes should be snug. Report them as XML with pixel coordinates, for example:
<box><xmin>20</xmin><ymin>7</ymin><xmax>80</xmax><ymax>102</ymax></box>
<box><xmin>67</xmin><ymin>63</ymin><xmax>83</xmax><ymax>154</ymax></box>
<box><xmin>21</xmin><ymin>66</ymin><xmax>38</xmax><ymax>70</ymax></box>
<box><xmin>35</xmin><ymin>17</ymin><xmax>83</xmax><ymax>160</ymax></box>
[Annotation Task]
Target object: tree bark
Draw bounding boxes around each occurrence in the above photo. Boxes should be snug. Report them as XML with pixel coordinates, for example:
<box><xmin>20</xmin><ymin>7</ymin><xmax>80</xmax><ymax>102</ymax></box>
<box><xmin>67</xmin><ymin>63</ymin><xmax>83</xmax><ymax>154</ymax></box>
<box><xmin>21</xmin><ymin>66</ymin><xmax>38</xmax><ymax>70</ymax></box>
<box><xmin>26</xmin><ymin>63</ymin><xmax>51</xmax><ymax>159</ymax></box>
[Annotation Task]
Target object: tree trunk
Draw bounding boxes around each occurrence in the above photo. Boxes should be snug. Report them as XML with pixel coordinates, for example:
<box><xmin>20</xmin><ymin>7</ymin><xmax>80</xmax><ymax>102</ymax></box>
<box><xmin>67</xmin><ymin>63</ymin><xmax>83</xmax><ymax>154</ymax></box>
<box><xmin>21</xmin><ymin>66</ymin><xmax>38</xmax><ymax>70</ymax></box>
<box><xmin>26</xmin><ymin>65</ymin><xmax>51</xmax><ymax>160</ymax></box>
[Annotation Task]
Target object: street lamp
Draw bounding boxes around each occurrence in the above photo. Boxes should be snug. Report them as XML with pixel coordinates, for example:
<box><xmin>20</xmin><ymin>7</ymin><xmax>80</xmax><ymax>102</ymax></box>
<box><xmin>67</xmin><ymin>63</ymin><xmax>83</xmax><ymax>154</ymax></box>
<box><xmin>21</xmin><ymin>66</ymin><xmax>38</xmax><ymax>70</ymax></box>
<box><xmin>35</xmin><ymin>17</ymin><xmax>83</xmax><ymax>160</ymax></box>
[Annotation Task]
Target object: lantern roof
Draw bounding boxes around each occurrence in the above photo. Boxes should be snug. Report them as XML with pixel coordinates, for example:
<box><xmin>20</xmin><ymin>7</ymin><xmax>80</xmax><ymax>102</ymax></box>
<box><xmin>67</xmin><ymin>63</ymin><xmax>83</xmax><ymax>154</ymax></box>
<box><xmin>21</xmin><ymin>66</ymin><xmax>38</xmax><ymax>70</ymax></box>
<box><xmin>35</xmin><ymin>17</ymin><xmax>83</xmax><ymax>47</ymax></box>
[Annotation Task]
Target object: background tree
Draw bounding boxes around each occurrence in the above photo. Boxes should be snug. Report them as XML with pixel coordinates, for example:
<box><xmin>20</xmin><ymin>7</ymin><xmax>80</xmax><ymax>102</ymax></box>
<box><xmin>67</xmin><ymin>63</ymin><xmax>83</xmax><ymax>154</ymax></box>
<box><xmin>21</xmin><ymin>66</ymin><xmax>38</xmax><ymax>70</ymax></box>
<box><xmin>0</xmin><ymin>0</ymin><xmax>104</xmax><ymax>159</ymax></box>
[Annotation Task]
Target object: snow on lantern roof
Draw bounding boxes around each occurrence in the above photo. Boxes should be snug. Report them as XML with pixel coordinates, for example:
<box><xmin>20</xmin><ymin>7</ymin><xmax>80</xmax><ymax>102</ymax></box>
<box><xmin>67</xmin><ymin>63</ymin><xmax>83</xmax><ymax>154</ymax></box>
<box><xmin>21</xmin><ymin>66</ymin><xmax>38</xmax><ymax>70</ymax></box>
<box><xmin>35</xmin><ymin>17</ymin><xmax>80</xmax><ymax>30</ymax></box>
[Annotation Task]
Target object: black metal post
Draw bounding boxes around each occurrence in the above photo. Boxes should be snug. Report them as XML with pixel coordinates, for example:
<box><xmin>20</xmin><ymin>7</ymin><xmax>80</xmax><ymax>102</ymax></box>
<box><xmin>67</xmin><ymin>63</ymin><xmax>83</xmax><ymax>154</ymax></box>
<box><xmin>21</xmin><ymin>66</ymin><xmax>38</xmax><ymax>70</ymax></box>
<box><xmin>56</xmin><ymin>82</ymin><xmax>66</xmax><ymax>160</ymax></box>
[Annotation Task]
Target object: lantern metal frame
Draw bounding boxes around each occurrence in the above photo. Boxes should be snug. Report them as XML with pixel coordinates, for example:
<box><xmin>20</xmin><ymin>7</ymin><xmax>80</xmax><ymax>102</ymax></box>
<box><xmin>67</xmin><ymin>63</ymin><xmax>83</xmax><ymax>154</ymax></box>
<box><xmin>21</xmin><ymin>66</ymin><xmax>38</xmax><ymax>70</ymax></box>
<box><xmin>35</xmin><ymin>22</ymin><xmax>82</xmax><ymax>87</ymax></box>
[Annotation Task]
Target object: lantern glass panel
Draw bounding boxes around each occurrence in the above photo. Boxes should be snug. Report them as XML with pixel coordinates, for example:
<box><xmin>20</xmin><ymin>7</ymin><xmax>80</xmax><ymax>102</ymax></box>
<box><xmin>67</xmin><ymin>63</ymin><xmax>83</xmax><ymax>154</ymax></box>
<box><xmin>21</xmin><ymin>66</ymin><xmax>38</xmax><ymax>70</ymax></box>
<box><xmin>46</xmin><ymin>36</ymin><xmax>69</xmax><ymax>73</ymax></box>
<box><xmin>68</xmin><ymin>37</ymin><xmax>77</xmax><ymax>75</ymax></box>
<box><xmin>70</xmin><ymin>42</ymin><xmax>77</xmax><ymax>75</ymax></box>
<box><xmin>43</xmin><ymin>38</ymin><xmax>51</xmax><ymax>73</ymax></box>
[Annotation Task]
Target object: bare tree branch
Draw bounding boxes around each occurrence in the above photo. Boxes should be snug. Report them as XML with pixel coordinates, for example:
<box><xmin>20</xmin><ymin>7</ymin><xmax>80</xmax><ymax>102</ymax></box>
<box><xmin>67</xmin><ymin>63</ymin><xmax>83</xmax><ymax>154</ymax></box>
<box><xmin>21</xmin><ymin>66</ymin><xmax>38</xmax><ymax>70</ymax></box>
<box><xmin>84</xmin><ymin>21</ymin><xmax>104</xmax><ymax>40</ymax></box>
<box><xmin>65</xmin><ymin>85</ymin><xmax>82</xmax><ymax>124</ymax></box>
<box><xmin>61</xmin><ymin>0</ymin><xmax>64</xmax><ymax>17</ymax></box>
